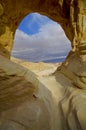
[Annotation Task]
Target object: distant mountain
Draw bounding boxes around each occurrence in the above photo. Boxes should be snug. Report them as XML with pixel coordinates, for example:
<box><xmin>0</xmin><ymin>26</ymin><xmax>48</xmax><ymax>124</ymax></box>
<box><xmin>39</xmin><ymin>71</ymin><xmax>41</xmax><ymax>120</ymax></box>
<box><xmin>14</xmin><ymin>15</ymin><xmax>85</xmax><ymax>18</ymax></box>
<box><xmin>12</xmin><ymin>51</ymin><xmax>68</xmax><ymax>63</ymax></box>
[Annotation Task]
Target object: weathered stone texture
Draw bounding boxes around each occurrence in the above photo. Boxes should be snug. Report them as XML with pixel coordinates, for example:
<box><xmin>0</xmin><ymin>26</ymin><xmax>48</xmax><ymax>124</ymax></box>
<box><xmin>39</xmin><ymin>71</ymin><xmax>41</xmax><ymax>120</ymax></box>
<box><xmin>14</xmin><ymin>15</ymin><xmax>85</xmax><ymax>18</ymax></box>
<box><xmin>0</xmin><ymin>0</ymin><xmax>86</xmax><ymax>57</ymax></box>
<box><xmin>0</xmin><ymin>0</ymin><xmax>86</xmax><ymax>130</ymax></box>
<box><xmin>0</xmin><ymin>55</ymin><xmax>86</xmax><ymax>130</ymax></box>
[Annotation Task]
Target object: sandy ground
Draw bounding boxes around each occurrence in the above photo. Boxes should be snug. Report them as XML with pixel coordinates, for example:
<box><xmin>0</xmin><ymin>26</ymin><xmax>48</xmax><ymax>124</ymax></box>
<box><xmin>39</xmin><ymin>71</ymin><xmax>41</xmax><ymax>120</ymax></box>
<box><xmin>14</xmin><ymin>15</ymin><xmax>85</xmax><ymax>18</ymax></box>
<box><xmin>11</xmin><ymin>57</ymin><xmax>62</xmax><ymax>76</ymax></box>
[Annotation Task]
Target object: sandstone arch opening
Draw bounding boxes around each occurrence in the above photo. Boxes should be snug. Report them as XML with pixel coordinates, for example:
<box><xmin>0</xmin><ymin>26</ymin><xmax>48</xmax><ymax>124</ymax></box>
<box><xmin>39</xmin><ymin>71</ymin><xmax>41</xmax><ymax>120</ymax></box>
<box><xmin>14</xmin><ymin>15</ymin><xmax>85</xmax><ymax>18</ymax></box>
<box><xmin>11</xmin><ymin>13</ymin><xmax>71</xmax><ymax>63</ymax></box>
<box><xmin>0</xmin><ymin>1</ymin><xmax>86</xmax><ymax>130</ymax></box>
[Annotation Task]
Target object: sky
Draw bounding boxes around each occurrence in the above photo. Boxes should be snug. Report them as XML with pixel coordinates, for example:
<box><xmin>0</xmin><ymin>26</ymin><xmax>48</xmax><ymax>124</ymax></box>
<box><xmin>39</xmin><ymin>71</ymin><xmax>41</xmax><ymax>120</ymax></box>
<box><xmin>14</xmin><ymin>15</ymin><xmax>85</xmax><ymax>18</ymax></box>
<box><xmin>12</xmin><ymin>13</ymin><xmax>71</xmax><ymax>62</ymax></box>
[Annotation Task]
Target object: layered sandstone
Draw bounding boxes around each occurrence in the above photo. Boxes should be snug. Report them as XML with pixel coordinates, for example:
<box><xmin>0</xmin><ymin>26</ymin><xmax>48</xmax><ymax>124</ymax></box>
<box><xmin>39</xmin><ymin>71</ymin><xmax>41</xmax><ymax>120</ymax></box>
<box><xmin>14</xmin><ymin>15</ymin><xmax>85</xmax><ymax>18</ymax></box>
<box><xmin>0</xmin><ymin>0</ymin><xmax>86</xmax><ymax>130</ymax></box>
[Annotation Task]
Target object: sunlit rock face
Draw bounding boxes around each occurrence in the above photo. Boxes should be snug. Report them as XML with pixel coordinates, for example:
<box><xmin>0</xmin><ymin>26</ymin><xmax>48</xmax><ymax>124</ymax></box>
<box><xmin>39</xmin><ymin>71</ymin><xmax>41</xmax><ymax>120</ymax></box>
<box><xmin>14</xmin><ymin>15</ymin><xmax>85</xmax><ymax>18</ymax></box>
<box><xmin>0</xmin><ymin>0</ymin><xmax>86</xmax><ymax>130</ymax></box>
<box><xmin>0</xmin><ymin>0</ymin><xmax>86</xmax><ymax>57</ymax></box>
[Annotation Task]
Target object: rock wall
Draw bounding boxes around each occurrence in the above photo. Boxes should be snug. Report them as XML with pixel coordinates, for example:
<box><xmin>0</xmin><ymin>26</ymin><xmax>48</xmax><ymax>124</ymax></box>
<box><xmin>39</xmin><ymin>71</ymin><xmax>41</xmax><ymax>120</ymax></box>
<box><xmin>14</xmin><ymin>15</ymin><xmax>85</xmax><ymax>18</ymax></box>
<box><xmin>0</xmin><ymin>0</ymin><xmax>86</xmax><ymax>57</ymax></box>
<box><xmin>0</xmin><ymin>54</ymin><xmax>86</xmax><ymax>130</ymax></box>
<box><xmin>0</xmin><ymin>0</ymin><xmax>86</xmax><ymax>130</ymax></box>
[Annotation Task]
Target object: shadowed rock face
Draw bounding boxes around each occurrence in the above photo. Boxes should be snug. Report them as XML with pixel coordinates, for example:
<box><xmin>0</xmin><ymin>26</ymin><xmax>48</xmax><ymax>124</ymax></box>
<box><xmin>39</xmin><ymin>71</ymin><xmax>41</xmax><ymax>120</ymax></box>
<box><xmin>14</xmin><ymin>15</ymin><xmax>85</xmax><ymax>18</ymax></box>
<box><xmin>0</xmin><ymin>0</ymin><xmax>86</xmax><ymax>130</ymax></box>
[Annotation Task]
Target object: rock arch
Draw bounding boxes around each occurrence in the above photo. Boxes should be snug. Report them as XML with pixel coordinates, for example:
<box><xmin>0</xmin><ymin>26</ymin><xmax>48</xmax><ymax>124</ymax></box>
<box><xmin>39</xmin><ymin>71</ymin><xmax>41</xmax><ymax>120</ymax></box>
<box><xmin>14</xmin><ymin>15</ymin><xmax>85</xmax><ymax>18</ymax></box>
<box><xmin>0</xmin><ymin>1</ymin><xmax>86</xmax><ymax>130</ymax></box>
<box><xmin>0</xmin><ymin>0</ymin><xmax>86</xmax><ymax>58</ymax></box>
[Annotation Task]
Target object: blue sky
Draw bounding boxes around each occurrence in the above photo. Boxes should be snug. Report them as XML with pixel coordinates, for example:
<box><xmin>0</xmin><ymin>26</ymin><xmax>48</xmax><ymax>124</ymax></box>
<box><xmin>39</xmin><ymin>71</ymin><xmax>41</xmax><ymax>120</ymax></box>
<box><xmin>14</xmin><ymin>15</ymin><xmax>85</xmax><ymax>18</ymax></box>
<box><xmin>12</xmin><ymin>13</ymin><xmax>71</xmax><ymax>62</ymax></box>
<box><xmin>18</xmin><ymin>13</ymin><xmax>56</xmax><ymax>35</ymax></box>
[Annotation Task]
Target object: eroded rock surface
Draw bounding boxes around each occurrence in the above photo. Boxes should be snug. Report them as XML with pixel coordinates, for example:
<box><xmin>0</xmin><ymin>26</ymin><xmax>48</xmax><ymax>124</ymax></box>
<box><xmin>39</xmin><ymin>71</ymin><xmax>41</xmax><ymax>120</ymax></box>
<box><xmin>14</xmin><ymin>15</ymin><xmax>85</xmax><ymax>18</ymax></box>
<box><xmin>0</xmin><ymin>0</ymin><xmax>86</xmax><ymax>130</ymax></box>
<box><xmin>0</xmin><ymin>0</ymin><xmax>86</xmax><ymax>56</ymax></box>
<box><xmin>0</xmin><ymin>54</ymin><xmax>86</xmax><ymax>130</ymax></box>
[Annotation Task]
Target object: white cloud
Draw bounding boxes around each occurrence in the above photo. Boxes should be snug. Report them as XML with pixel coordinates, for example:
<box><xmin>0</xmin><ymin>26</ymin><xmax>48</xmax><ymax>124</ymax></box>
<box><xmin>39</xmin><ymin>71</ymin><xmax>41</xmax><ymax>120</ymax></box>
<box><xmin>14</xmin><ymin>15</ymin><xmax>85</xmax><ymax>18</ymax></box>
<box><xmin>12</xmin><ymin>23</ymin><xmax>71</xmax><ymax>62</ymax></box>
<box><xmin>27</xmin><ymin>13</ymin><xmax>56</xmax><ymax>29</ymax></box>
